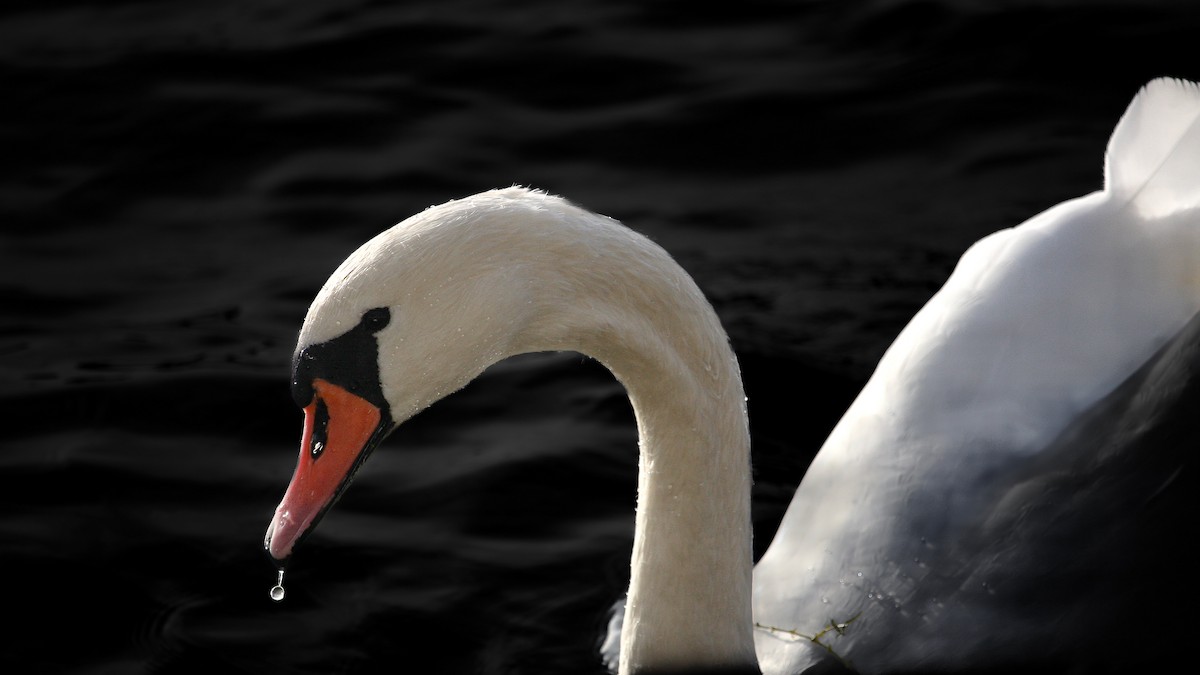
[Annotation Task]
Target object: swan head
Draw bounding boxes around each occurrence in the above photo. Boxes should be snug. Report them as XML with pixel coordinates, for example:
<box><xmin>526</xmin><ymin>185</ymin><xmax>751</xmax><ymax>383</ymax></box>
<box><xmin>264</xmin><ymin>188</ymin><xmax>611</xmax><ymax>563</ymax></box>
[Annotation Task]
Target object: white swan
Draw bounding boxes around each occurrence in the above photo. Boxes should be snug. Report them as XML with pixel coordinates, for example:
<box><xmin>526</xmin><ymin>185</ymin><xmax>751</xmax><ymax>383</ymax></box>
<box><xmin>265</xmin><ymin>77</ymin><xmax>1200</xmax><ymax>674</ymax></box>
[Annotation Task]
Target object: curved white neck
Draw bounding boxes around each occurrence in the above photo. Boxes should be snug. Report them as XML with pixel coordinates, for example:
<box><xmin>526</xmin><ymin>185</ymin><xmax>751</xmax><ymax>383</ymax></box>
<box><xmin>523</xmin><ymin>229</ymin><xmax>757</xmax><ymax>673</ymax></box>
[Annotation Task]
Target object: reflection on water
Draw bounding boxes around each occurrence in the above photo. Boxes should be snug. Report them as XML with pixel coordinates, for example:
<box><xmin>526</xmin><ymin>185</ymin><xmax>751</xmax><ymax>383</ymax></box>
<box><xmin>3</xmin><ymin>1</ymin><xmax>1197</xmax><ymax>673</ymax></box>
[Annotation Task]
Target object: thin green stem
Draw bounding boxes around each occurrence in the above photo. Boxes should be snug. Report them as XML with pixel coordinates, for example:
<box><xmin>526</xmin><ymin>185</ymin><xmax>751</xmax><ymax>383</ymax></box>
<box><xmin>754</xmin><ymin>612</ymin><xmax>862</xmax><ymax>669</ymax></box>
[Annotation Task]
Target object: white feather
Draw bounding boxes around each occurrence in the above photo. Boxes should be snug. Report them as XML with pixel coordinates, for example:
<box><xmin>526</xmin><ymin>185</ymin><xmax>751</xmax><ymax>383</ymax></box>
<box><xmin>1105</xmin><ymin>77</ymin><xmax>1200</xmax><ymax>218</ymax></box>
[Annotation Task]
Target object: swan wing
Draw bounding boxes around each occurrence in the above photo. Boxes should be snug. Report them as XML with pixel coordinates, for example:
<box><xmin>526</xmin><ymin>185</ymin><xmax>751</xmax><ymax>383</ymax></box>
<box><xmin>947</xmin><ymin>306</ymin><xmax>1200</xmax><ymax>662</ymax></box>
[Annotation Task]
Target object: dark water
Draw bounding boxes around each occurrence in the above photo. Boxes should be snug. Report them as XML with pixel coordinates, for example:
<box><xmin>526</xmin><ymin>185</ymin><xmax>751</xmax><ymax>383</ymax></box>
<box><xmin>3</xmin><ymin>2</ymin><xmax>1198</xmax><ymax>673</ymax></box>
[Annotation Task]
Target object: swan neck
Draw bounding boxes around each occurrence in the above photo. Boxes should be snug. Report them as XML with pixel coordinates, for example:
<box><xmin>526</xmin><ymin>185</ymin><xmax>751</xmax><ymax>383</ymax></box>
<box><xmin>543</xmin><ymin>249</ymin><xmax>757</xmax><ymax>673</ymax></box>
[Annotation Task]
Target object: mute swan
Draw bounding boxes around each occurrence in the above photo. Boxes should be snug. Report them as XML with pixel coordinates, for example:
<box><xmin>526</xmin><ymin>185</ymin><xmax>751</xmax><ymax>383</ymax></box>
<box><xmin>266</xmin><ymin>78</ymin><xmax>1200</xmax><ymax>674</ymax></box>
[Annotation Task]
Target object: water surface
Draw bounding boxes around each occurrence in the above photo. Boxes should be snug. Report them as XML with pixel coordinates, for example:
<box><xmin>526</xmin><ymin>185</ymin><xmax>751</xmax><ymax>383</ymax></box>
<box><xmin>3</xmin><ymin>2</ymin><xmax>1197</xmax><ymax>673</ymax></box>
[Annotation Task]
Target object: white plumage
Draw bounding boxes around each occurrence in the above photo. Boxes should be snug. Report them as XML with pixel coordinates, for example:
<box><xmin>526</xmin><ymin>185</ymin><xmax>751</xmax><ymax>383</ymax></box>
<box><xmin>752</xmin><ymin>76</ymin><xmax>1200</xmax><ymax>674</ymax></box>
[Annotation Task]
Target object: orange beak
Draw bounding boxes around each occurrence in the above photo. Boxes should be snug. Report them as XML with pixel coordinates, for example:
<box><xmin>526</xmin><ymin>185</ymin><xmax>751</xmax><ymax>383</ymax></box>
<box><xmin>264</xmin><ymin>378</ymin><xmax>388</xmax><ymax>563</ymax></box>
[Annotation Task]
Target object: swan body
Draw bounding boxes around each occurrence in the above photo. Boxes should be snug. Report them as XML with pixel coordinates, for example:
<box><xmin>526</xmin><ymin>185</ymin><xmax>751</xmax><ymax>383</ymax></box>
<box><xmin>266</xmin><ymin>78</ymin><xmax>1200</xmax><ymax>674</ymax></box>
<box><xmin>752</xmin><ymin>77</ymin><xmax>1200</xmax><ymax>674</ymax></box>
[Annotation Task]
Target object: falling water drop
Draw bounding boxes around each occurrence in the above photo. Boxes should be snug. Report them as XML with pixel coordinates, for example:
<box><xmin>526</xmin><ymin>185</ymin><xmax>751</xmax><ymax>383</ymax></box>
<box><xmin>270</xmin><ymin>569</ymin><xmax>286</xmax><ymax>602</ymax></box>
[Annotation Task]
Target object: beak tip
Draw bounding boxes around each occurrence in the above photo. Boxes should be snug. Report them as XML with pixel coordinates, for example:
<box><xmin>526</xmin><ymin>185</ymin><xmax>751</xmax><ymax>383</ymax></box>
<box><xmin>264</xmin><ymin>513</ymin><xmax>296</xmax><ymax>565</ymax></box>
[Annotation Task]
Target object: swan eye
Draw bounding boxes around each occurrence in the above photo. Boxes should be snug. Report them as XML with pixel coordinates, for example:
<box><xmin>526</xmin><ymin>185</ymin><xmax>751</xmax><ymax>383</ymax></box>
<box><xmin>362</xmin><ymin>307</ymin><xmax>390</xmax><ymax>333</ymax></box>
<box><xmin>310</xmin><ymin>397</ymin><xmax>330</xmax><ymax>459</ymax></box>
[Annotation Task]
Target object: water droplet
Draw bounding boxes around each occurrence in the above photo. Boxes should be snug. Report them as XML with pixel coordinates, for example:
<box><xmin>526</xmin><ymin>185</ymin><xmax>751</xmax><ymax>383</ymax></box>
<box><xmin>857</xmin><ymin>571</ymin><xmax>863</xmax><ymax>577</ymax></box>
<box><xmin>270</xmin><ymin>570</ymin><xmax>286</xmax><ymax>602</ymax></box>
<box><xmin>821</xmin><ymin>597</ymin><xmax>829</xmax><ymax>604</ymax></box>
